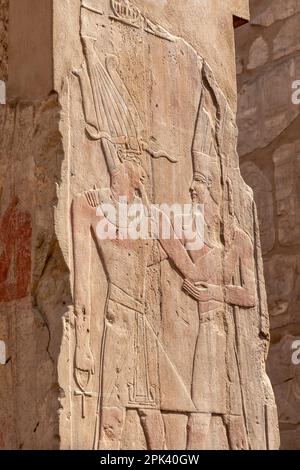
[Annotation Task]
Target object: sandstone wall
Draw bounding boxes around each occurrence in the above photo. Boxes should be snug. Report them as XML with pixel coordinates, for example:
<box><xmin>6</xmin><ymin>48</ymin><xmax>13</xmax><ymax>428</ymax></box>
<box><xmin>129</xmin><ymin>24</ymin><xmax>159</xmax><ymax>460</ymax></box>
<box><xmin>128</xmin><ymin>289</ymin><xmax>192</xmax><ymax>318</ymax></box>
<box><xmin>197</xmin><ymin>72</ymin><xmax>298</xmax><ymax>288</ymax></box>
<box><xmin>236</xmin><ymin>0</ymin><xmax>300</xmax><ymax>450</ymax></box>
<box><xmin>0</xmin><ymin>0</ymin><xmax>64</xmax><ymax>449</ymax></box>
<box><xmin>0</xmin><ymin>95</ymin><xmax>68</xmax><ymax>449</ymax></box>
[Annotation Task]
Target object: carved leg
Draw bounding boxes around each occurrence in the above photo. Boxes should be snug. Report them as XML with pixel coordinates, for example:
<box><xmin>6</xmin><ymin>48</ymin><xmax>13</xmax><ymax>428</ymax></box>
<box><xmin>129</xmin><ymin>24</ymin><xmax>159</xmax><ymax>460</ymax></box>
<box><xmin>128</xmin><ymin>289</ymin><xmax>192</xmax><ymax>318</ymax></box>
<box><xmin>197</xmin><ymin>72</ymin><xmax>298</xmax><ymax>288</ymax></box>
<box><xmin>223</xmin><ymin>415</ymin><xmax>249</xmax><ymax>450</ymax></box>
<box><xmin>163</xmin><ymin>414</ymin><xmax>188</xmax><ymax>450</ymax></box>
<box><xmin>98</xmin><ymin>407</ymin><xmax>125</xmax><ymax>450</ymax></box>
<box><xmin>138</xmin><ymin>409</ymin><xmax>166</xmax><ymax>450</ymax></box>
<box><xmin>187</xmin><ymin>413</ymin><xmax>211</xmax><ymax>450</ymax></box>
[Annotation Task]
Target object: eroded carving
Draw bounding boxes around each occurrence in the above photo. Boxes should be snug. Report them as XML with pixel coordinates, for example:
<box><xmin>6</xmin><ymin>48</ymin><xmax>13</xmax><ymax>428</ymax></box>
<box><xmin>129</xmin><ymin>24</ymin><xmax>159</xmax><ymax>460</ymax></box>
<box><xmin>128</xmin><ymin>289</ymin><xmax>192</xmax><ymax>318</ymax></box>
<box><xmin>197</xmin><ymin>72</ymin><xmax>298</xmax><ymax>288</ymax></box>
<box><xmin>75</xmin><ymin>38</ymin><xmax>177</xmax><ymax>166</ymax></box>
<box><xmin>241</xmin><ymin>161</ymin><xmax>275</xmax><ymax>254</ymax></box>
<box><xmin>70</xmin><ymin>4</ymin><xmax>278</xmax><ymax>450</ymax></box>
<box><xmin>0</xmin><ymin>196</ymin><xmax>32</xmax><ymax>302</ymax></box>
<box><xmin>109</xmin><ymin>0</ymin><xmax>175</xmax><ymax>42</ymax></box>
<box><xmin>82</xmin><ymin>1</ymin><xmax>104</xmax><ymax>16</ymax></box>
<box><xmin>110</xmin><ymin>0</ymin><xmax>142</xmax><ymax>28</ymax></box>
<box><xmin>72</xmin><ymin>34</ymin><xmax>201</xmax><ymax>449</ymax></box>
<box><xmin>273</xmin><ymin>142</ymin><xmax>300</xmax><ymax>246</ymax></box>
<box><xmin>179</xmin><ymin>72</ymin><xmax>256</xmax><ymax>450</ymax></box>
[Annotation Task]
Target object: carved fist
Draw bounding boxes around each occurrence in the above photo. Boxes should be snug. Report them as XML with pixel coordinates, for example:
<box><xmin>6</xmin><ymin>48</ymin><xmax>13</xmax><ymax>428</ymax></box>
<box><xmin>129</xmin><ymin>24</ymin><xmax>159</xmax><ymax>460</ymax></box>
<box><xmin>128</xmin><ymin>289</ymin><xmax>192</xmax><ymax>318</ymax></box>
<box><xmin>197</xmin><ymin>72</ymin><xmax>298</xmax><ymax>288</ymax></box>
<box><xmin>75</xmin><ymin>345</ymin><xmax>95</xmax><ymax>376</ymax></box>
<box><xmin>182</xmin><ymin>280</ymin><xmax>209</xmax><ymax>302</ymax></box>
<box><xmin>182</xmin><ymin>280</ymin><xmax>224</xmax><ymax>303</ymax></box>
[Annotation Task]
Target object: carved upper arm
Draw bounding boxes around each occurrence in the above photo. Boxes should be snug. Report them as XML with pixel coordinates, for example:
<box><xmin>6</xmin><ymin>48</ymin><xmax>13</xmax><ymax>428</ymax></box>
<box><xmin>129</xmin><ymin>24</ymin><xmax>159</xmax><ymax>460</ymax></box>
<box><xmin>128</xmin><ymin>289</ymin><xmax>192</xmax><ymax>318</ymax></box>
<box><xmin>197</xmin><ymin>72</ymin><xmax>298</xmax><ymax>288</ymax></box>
<box><xmin>72</xmin><ymin>193</ymin><xmax>95</xmax><ymax>223</ymax></box>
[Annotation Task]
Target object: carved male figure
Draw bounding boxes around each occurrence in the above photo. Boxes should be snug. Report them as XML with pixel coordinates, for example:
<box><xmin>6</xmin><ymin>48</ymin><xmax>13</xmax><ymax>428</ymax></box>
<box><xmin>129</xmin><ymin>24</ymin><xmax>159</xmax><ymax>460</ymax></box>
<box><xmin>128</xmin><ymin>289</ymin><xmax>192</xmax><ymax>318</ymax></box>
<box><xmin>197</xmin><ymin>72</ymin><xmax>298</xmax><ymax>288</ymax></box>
<box><xmin>72</xmin><ymin>24</ymin><xmax>257</xmax><ymax>450</ymax></box>
<box><xmin>181</xmin><ymin>73</ymin><xmax>256</xmax><ymax>449</ymax></box>
<box><xmin>183</xmin><ymin>172</ymin><xmax>256</xmax><ymax>449</ymax></box>
<box><xmin>72</xmin><ymin>158</ymin><xmax>201</xmax><ymax>450</ymax></box>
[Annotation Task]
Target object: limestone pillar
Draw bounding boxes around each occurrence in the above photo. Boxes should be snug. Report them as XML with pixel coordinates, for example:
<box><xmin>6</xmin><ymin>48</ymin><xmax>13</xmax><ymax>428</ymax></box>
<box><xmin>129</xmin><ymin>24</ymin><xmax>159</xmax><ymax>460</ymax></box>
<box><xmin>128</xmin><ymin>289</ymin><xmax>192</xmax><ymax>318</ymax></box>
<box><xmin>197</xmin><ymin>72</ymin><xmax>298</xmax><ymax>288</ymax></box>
<box><xmin>0</xmin><ymin>0</ymin><xmax>279</xmax><ymax>450</ymax></box>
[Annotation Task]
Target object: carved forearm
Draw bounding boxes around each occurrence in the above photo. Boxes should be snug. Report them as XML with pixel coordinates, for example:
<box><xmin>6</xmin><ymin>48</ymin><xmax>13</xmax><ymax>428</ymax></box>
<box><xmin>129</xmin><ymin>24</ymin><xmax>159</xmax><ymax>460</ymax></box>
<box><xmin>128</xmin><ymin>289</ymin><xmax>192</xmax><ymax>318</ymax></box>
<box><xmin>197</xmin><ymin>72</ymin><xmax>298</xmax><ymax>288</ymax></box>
<box><xmin>72</xmin><ymin>196</ymin><xmax>96</xmax><ymax>375</ymax></box>
<box><xmin>72</xmin><ymin>196</ymin><xmax>92</xmax><ymax>332</ymax></box>
<box><xmin>159</xmin><ymin>237</ymin><xmax>200</xmax><ymax>281</ymax></box>
<box><xmin>74</xmin><ymin>63</ymin><xmax>98</xmax><ymax>130</ymax></box>
<box><xmin>75</xmin><ymin>308</ymin><xmax>91</xmax><ymax>346</ymax></box>
<box><xmin>152</xmin><ymin>208</ymin><xmax>199</xmax><ymax>280</ymax></box>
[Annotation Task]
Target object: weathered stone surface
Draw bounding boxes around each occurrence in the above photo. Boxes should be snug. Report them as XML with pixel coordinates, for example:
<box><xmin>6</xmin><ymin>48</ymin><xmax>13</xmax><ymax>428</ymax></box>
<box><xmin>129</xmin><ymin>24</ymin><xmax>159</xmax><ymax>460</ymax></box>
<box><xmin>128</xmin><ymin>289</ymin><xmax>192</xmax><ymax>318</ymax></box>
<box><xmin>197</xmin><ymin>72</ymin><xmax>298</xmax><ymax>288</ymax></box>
<box><xmin>0</xmin><ymin>96</ymin><xmax>66</xmax><ymax>450</ymax></box>
<box><xmin>0</xmin><ymin>0</ymin><xmax>278</xmax><ymax>450</ymax></box>
<box><xmin>247</xmin><ymin>36</ymin><xmax>269</xmax><ymax>70</ymax></box>
<box><xmin>251</xmin><ymin>0</ymin><xmax>300</xmax><ymax>27</ymax></box>
<box><xmin>236</xmin><ymin>0</ymin><xmax>300</xmax><ymax>450</ymax></box>
<box><xmin>240</xmin><ymin>161</ymin><xmax>275</xmax><ymax>254</ymax></box>
<box><xmin>237</xmin><ymin>57</ymin><xmax>300</xmax><ymax>155</ymax></box>
<box><xmin>273</xmin><ymin>14</ymin><xmax>300</xmax><ymax>61</ymax></box>
<box><xmin>264</xmin><ymin>255</ymin><xmax>296</xmax><ymax>329</ymax></box>
<box><xmin>0</xmin><ymin>0</ymin><xmax>8</xmax><ymax>81</ymax></box>
<box><xmin>273</xmin><ymin>141</ymin><xmax>300</xmax><ymax>246</ymax></box>
<box><xmin>267</xmin><ymin>335</ymin><xmax>300</xmax><ymax>448</ymax></box>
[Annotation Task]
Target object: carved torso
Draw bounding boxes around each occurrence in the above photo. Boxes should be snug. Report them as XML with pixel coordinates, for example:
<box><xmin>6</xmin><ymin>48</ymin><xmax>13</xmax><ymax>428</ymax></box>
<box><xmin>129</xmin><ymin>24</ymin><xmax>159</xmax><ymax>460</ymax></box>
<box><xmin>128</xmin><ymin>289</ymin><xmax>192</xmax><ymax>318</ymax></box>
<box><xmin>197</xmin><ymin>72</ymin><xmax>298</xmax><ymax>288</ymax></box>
<box><xmin>188</xmin><ymin>241</ymin><xmax>223</xmax><ymax>314</ymax></box>
<box><xmin>84</xmin><ymin>188</ymin><xmax>154</xmax><ymax>304</ymax></box>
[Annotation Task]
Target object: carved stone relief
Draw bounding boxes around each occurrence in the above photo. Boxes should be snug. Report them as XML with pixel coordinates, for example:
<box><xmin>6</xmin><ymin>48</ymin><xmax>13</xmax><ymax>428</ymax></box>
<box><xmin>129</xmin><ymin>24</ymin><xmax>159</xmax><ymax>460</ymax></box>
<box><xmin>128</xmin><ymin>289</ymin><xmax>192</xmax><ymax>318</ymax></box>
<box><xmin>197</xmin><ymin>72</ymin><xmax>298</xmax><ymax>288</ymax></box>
<box><xmin>241</xmin><ymin>161</ymin><xmax>275</xmax><ymax>255</ymax></box>
<box><xmin>67</xmin><ymin>0</ymin><xmax>279</xmax><ymax>450</ymax></box>
<box><xmin>109</xmin><ymin>0</ymin><xmax>175</xmax><ymax>42</ymax></box>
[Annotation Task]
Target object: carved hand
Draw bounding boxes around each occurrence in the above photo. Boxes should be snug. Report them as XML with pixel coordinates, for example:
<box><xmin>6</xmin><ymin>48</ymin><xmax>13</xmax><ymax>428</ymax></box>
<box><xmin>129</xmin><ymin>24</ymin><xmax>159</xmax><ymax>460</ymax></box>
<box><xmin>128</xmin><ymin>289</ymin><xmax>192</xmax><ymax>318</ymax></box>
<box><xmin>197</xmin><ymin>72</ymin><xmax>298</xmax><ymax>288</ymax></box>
<box><xmin>182</xmin><ymin>280</ymin><xmax>209</xmax><ymax>302</ymax></box>
<box><xmin>224</xmin><ymin>285</ymin><xmax>256</xmax><ymax>308</ymax></box>
<box><xmin>183</xmin><ymin>280</ymin><xmax>224</xmax><ymax>302</ymax></box>
<box><xmin>74</xmin><ymin>306</ymin><xmax>95</xmax><ymax>375</ymax></box>
<box><xmin>75</xmin><ymin>344</ymin><xmax>95</xmax><ymax>375</ymax></box>
<box><xmin>203</xmin><ymin>283</ymin><xmax>224</xmax><ymax>302</ymax></box>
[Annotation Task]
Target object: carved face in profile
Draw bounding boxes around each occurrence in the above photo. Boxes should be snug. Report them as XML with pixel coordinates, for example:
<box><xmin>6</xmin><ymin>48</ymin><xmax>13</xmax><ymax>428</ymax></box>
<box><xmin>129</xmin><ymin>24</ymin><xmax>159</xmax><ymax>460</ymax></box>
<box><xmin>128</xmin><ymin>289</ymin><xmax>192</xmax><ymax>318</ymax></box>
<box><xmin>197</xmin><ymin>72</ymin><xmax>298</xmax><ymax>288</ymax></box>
<box><xmin>190</xmin><ymin>168</ymin><xmax>222</xmax><ymax>245</ymax></box>
<box><xmin>190</xmin><ymin>173</ymin><xmax>212</xmax><ymax>204</ymax></box>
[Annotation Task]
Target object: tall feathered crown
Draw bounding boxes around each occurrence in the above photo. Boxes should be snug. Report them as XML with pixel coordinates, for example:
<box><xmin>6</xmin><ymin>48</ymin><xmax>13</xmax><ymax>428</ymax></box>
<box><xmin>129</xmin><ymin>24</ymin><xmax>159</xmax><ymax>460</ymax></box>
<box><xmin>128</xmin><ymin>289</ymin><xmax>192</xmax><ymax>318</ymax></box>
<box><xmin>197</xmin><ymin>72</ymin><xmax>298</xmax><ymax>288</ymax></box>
<box><xmin>80</xmin><ymin>36</ymin><xmax>178</xmax><ymax>176</ymax></box>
